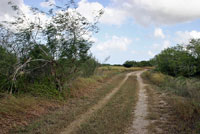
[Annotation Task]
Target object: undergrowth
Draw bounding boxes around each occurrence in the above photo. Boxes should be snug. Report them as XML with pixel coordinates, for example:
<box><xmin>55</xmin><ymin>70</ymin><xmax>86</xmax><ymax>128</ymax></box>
<box><xmin>142</xmin><ymin>70</ymin><xmax>200</xmax><ymax>133</ymax></box>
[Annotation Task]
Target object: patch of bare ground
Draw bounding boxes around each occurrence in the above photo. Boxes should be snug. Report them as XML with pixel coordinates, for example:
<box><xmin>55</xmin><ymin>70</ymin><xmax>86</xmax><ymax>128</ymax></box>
<box><xmin>126</xmin><ymin>70</ymin><xmax>150</xmax><ymax>134</ymax></box>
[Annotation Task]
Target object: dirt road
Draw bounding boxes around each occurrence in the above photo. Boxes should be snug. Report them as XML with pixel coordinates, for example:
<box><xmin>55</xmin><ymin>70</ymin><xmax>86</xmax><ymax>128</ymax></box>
<box><xmin>60</xmin><ymin>72</ymin><xmax>136</xmax><ymax>134</ymax></box>
<box><xmin>60</xmin><ymin>70</ymin><xmax>154</xmax><ymax>134</ymax></box>
<box><xmin>127</xmin><ymin>70</ymin><xmax>149</xmax><ymax>134</ymax></box>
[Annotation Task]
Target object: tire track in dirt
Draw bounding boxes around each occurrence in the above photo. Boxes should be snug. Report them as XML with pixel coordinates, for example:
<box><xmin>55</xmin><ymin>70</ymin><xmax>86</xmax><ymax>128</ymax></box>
<box><xmin>127</xmin><ymin>70</ymin><xmax>149</xmax><ymax>134</ymax></box>
<box><xmin>60</xmin><ymin>71</ymin><xmax>138</xmax><ymax>134</ymax></box>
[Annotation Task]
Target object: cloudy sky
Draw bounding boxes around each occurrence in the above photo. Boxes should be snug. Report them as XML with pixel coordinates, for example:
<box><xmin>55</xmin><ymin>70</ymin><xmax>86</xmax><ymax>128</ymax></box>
<box><xmin>1</xmin><ymin>0</ymin><xmax>200</xmax><ymax>64</ymax></box>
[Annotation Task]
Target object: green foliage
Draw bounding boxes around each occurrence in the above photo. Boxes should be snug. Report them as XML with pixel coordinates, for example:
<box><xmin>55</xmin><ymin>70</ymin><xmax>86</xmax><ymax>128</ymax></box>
<box><xmin>0</xmin><ymin>46</ymin><xmax>17</xmax><ymax>92</ymax></box>
<box><xmin>123</xmin><ymin>60</ymin><xmax>152</xmax><ymax>68</ymax></box>
<box><xmin>187</xmin><ymin>39</ymin><xmax>200</xmax><ymax>73</ymax></box>
<box><xmin>154</xmin><ymin>43</ymin><xmax>198</xmax><ymax>77</ymax></box>
<box><xmin>0</xmin><ymin>1</ymin><xmax>102</xmax><ymax>97</ymax></box>
<box><xmin>28</xmin><ymin>84</ymin><xmax>64</xmax><ymax>100</ymax></box>
<box><xmin>80</xmin><ymin>56</ymin><xmax>99</xmax><ymax>77</ymax></box>
<box><xmin>123</xmin><ymin>61</ymin><xmax>134</xmax><ymax>68</ymax></box>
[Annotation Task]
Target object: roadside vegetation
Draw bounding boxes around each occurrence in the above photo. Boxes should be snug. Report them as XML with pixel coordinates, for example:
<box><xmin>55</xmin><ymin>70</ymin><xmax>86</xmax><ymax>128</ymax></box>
<box><xmin>152</xmin><ymin>39</ymin><xmax>200</xmax><ymax>77</ymax></box>
<box><xmin>140</xmin><ymin>38</ymin><xmax>200</xmax><ymax>133</ymax></box>
<box><xmin>0</xmin><ymin>66</ymin><xmax>140</xmax><ymax>134</ymax></box>
<box><xmin>10</xmin><ymin>72</ymin><xmax>129</xmax><ymax>134</ymax></box>
<box><xmin>0</xmin><ymin>1</ymin><xmax>103</xmax><ymax>97</ymax></box>
<box><xmin>142</xmin><ymin>70</ymin><xmax>200</xmax><ymax>133</ymax></box>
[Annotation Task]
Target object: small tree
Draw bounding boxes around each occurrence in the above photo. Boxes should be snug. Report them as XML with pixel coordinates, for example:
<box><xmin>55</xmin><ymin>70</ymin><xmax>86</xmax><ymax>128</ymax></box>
<box><xmin>154</xmin><ymin>45</ymin><xmax>197</xmax><ymax>76</ymax></box>
<box><xmin>0</xmin><ymin>1</ymin><xmax>103</xmax><ymax>94</ymax></box>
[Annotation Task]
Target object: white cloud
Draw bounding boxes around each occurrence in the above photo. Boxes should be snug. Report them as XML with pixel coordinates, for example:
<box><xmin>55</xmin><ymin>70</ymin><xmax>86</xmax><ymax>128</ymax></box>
<box><xmin>0</xmin><ymin>0</ymin><xmax>25</xmax><ymax>22</ymax></box>
<box><xmin>154</xmin><ymin>28</ymin><xmax>165</xmax><ymax>38</ymax></box>
<box><xmin>0</xmin><ymin>0</ymin><xmax>49</xmax><ymax>30</ymax></box>
<box><xmin>149</xmin><ymin>40</ymin><xmax>171</xmax><ymax>57</ymax></box>
<box><xmin>175</xmin><ymin>30</ymin><xmax>200</xmax><ymax>44</ymax></box>
<box><xmin>110</xmin><ymin>0</ymin><xmax>200</xmax><ymax>25</ymax></box>
<box><xmin>100</xmin><ymin>7</ymin><xmax>127</xmax><ymax>25</ymax></box>
<box><xmin>77</xmin><ymin>0</ymin><xmax>200</xmax><ymax>26</ymax></box>
<box><xmin>40</xmin><ymin>0</ymin><xmax>55</xmax><ymax>8</ymax></box>
<box><xmin>148</xmin><ymin>50</ymin><xmax>155</xmax><ymax>57</ymax></box>
<box><xmin>76</xmin><ymin>0</ymin><xmax>103</xmax><ymax>23</ymax></box>
<box><xmin>153</xmin><ymin>40</ymin><xmax>171</xmax><ymax>50</ymax></box>
<box><xmin>76</xmin><ymin>0</ymin><xmax>128</xmax><ymax>25</ymax></box>
<box><xmin>95</xmin><ymin>36</ymin><xmax>132</xmax><ymax>51</ymax></box>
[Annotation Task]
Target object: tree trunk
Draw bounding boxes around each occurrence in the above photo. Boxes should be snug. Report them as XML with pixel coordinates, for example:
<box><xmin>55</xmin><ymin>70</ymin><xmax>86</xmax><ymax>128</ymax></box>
<box><xmin>50</xmin><ymin>61</ymin><xmax>63</xmax><ymax>92</ymax></box>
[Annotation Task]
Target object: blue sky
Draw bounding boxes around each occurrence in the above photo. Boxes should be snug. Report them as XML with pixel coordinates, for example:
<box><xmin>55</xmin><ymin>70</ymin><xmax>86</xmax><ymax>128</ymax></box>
<box><xmin>2</xmin><ymin>0</ymin><xmax>200</xmax><ymax>64</ymax></box>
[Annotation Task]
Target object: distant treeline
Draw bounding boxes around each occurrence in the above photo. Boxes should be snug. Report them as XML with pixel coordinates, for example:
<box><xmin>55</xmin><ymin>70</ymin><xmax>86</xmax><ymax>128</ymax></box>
<box><xmin>123</xmin><ymin>38</ymin><xmax>200</xmax><ymax>77</ymax></box>
<box><xmin>123</xmin><ymin>60</ymin><xmax>152</xmax><ymax>68</ymax></box>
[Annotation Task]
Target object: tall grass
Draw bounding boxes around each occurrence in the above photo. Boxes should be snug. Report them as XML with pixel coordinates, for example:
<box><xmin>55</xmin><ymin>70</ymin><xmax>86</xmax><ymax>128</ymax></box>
<box><xmin>142</xmin><ymin>70</ymin><xmax>200</xmax><ymax>133</ymax></box>
<box><xmin>142</xmin><ymin>71</ymin><xmax>200</xmax><ymax>101</ymax></box>
<box><xmin>67</xmin><ymin>66</ymin><xmax>142</xmax><ymax>98</ymax></box>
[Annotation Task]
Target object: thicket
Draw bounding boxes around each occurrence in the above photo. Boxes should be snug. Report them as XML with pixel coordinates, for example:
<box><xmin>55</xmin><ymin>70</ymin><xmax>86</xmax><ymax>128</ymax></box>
<box><xmin>153</xmin><ymin>39</ymin><xmax>200</xmax><ymax>77</ymax></box>
<box><xmin>123</xmin><ymin>60</ymin><xmax>152</xmax><ymax>68</ymax></box>
<box><xmin>0</xmin><ymin>1</ymin><xmax>103</xmax><ymax>98</ymax></box>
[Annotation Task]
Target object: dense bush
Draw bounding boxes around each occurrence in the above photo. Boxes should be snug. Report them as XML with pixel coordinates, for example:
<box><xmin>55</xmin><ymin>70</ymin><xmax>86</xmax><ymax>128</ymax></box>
<box><xmin>123</xmin><ymin>60</ymin><xmax>152</xmax><ymax>68</ymax></box>
<box><xmin>0</xmin><ymin>1</ymin><xmax>102</xmax><ymax>97</ymax></box>
<box><xmin>152</xmin><ymin>39</ymin><xmax>200</xmax><ymax>77</ymax></box>
<box><xmin>0</xmin><ymin>46</ymin><xmax>17</xmax><ymax>92</ymax></box>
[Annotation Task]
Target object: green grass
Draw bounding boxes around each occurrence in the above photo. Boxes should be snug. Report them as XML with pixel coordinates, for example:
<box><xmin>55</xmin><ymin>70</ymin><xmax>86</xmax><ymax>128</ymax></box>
<box><xmin>75</xmin><ymin>75</ymin><xmax>138</xmax><ymax>134</ymax></box>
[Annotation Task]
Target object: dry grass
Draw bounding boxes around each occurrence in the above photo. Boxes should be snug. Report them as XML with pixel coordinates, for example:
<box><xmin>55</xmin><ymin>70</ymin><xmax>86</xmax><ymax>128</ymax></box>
<box><xmin>67</xmin><ymin>66</ymin><xmax>143</xmax><ymax>98</ymax></box>
<box><xmin>0</xmin><ymin>69</ymin><xmax>123</xmax><ymax>134</ymax></box>
<box><xmin>0</xmin><ymin>95</ymin><xmax>61</xmax><ymax>134</ymax></box>
<box><xmin>142</xmin><ymin>71</ymin><xmax>165</xmax><ymax>86</ymax></box>
<box><xmin>142</xmin><ymin>70</ymin><xmax>200</xmax><ymax>134</ymax></box>
<box><xmin>75</xmin><ymin>75</ymin><xmax>139</xmax><ymax>134</ymax></box>
<box><xmin>10</xmin><ymin>73</ymin><xmax>127</xmax><ymax>134</ymax></box>
<box><xmin>67</xmin><ymin>66</ymin><xmax>138</xmax><ymax>98</ymax></box>
<box><xmin>97</xmin><ymin>66</ymin><xmax>143</xmax><ymax>73</ymax></box>
<box><xmin>145</xmin><ymin>85</ymin><xmax>177</xmax><ymax>134</ymax></box>
<box><xmin>0</xmin><ymin>66</ymin><xmax>142</xmax><ymax>134</ymax></box>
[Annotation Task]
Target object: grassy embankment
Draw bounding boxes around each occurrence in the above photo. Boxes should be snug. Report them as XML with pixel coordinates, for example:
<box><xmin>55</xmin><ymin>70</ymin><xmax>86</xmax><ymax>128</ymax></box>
<box><xmin>75</xmin><ymin>75</ymin><xmax>139</xmax><ymax>134</ymax></box>
<box><xmin>142</xmin><ymin>70</ymin><xmax>200</xmax><ymax>134</ymax></box>
<box><xmin>0</xmin><ymin>66</ymin><xmax>141</xmax><ymax>134</ymax></box>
